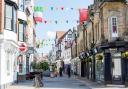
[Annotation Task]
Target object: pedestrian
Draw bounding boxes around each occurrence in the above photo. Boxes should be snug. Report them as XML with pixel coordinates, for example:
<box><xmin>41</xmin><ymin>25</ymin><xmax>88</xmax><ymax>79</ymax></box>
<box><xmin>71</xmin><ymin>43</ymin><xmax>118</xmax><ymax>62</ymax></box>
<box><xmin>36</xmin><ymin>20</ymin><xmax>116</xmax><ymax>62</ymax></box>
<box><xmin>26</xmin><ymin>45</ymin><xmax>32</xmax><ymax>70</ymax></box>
<box><xmin>67</xmin><ymin>65</ymin><xmax>71</xmax><ymax>78</ymax></box>
<box><xmin>54</xmin><ymin>67</ymin><xmax>58</xmax><ymax>77</ymax></box>
<box><xmin>59</xmin><ymin>67</ymin><xmax>63</xmax><ymax>77</ymax></box>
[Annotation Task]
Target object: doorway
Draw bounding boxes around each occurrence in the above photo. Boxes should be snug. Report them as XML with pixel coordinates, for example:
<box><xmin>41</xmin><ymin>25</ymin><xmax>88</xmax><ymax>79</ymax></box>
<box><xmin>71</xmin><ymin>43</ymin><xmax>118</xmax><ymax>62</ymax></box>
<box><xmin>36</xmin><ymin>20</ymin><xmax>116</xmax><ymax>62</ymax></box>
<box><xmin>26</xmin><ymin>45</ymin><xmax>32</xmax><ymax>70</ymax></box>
<box><xmin>111</xmin><ymin>53</ymin><xmax>122</xmax><ymax>84</ymax></box>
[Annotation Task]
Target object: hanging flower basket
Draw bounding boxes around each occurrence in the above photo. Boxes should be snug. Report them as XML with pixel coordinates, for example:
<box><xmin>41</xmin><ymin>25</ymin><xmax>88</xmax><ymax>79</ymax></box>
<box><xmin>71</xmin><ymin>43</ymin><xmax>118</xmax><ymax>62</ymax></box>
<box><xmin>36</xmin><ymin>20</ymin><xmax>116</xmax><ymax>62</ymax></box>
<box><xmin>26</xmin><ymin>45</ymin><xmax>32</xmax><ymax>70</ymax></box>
<box><xmin>122</xmin><ymin>52</ymin><xmax>128</xmax><ymax>58</ymax></box>
<box><xmin>96</xmin><ymin>54</ymin><xmax>103</xmax><ymax>60</ymax></box>
<box><xmin>125</xmin><ymin>52</ymin><xmax>128</xmax><ymax>58</ymax></box>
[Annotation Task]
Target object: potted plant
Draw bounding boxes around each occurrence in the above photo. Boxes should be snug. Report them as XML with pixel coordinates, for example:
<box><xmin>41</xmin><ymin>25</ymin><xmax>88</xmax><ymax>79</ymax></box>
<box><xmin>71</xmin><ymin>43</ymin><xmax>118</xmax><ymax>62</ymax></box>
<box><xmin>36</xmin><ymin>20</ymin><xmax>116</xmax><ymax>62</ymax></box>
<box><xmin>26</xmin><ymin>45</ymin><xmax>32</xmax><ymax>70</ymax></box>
<box><xmin>31</xmin><ymin>60</ymin><xmax>49</xmax><ymax>87</ymax></box>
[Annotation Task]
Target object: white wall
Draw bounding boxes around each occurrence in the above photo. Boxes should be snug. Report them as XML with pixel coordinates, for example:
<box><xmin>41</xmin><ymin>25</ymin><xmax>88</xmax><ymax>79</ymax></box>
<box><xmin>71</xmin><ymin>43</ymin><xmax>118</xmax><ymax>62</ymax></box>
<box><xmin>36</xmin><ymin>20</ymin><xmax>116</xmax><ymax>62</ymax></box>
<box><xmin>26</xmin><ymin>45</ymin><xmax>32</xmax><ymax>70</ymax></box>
<box><xmin>4</xmin><ymin>30</ymin><xmax>17</xmax><ymax>43</ymax></box>
<box><xmin>0</xmin><ymin>41</ymin><xmax>18</xmax><ymax>85</ymax></box>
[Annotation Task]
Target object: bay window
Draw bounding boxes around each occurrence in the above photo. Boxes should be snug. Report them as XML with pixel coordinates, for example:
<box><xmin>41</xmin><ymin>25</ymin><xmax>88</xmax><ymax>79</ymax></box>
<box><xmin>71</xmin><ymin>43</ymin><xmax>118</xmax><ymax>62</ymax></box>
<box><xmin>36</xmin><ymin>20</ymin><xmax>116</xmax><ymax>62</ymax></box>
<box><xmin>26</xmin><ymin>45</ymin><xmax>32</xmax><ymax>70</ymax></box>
<box><xmin>4</xmin><ymin>3</ymin><xmax>17</xmax><ymax>33</ymax></box>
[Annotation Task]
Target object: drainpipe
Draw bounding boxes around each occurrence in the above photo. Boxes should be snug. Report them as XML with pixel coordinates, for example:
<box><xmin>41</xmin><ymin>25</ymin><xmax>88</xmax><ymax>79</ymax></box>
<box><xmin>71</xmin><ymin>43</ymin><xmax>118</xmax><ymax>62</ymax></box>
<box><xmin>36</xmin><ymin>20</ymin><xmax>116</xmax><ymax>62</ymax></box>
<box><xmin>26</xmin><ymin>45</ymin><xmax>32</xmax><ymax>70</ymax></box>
<box><xmin>92</xmin><ymin>21</ymin><xmax>95</xmax><ymax>81</ymax></box>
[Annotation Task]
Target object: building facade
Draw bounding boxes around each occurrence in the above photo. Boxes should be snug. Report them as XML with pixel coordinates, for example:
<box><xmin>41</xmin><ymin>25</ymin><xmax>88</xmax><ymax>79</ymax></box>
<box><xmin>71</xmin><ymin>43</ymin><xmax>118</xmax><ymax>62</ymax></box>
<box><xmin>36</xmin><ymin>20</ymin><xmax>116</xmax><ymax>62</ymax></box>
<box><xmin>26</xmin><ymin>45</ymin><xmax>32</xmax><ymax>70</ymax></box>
<box><xmin>78</xmin><ymin>0</ymin><xmax>128</xmax><ymax>85</ymax></box>
<box><xmin>0</xmin><ymin>0</ymin><xmax>19</xmax><ymax>89</ymax></box>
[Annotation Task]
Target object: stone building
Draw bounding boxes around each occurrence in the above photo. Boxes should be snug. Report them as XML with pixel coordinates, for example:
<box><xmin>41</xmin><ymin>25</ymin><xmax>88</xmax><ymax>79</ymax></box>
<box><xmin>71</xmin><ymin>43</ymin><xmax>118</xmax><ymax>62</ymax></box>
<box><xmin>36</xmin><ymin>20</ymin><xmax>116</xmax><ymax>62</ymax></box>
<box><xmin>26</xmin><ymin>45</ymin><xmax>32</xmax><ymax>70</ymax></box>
<box><xmin>81</xmin><ymin>0</ymin><xmax>128</xmax><ymax>85</ymax></box>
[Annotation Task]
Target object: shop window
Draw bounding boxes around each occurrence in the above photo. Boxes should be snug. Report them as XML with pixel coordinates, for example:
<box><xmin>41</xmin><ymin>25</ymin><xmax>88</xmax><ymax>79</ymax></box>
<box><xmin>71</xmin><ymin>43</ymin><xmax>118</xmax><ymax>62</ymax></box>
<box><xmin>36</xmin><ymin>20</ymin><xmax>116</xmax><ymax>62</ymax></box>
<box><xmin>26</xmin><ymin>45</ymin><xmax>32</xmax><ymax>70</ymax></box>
<box><xmin>109</xmin><ymin>16</ymin><xmax>118</xmax><ymax>38</ymax></box>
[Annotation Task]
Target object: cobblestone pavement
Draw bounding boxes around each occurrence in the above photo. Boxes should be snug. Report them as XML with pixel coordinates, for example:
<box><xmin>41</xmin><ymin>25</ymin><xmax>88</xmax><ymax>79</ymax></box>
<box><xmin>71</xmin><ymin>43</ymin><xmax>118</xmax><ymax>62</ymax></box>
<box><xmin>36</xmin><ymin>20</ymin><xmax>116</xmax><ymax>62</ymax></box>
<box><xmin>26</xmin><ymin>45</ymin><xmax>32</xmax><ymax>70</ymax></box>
<box><xmin>6</xmin><ymin>75</ymin><xmax>128</xmax><ymax>89</ymax></box>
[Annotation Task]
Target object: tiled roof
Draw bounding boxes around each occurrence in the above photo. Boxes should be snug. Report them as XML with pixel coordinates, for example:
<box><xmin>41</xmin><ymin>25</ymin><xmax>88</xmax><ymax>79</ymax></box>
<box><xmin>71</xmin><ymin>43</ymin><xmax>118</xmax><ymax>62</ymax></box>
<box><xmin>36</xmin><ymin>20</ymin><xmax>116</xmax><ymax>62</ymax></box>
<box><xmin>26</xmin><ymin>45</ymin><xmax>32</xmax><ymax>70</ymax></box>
<box><xmin>56</xmin><ymin>31</ymin><xmax>65</xmax><ymax>40</ymax></box>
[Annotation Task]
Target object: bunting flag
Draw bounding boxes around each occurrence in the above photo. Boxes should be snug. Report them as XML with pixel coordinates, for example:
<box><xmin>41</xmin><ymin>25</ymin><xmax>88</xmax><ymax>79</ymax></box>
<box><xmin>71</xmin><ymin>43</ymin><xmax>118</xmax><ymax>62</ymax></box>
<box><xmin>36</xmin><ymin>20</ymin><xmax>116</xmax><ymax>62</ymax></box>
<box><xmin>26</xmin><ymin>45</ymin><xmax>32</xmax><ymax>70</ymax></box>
<box><xmin>34</xmin><ymin>6</ymin><xmax>43</xmax><ymax>12</ymax></box>
<box><xmin>34</xmin><ymin>12</ymin><xmax>43</xmax><ymax>22</ymax></box>
<box><xmin>66</xmin><ymin>20</ymin><xmax>68</xmax><ymax>23</ymax></box>
<box><xmin>51</xmin><ymin>7</ymin><xmax>54</xmax><ymax>10</ymax></box>
<box><xmin>34</xmin><ymin>6</ymin><xmax>43</xmax><ymax>23</ymax></box>
<box><xmin>34</xmin><ymin>6</ymin><xmax>83</xmax><ymax>12</ymax></box>
<box><xmin>36</xmin><ymin>39</ymin><xmax>55</xmax><ymax>48</ymax></box>
<box><xmin>55</xmin><ymin>20</ymin><xmax>58</xmax><ymax>24</ymax></box>
<box><xmin>40</xmin><ymin>19</ymin><xmax>80</xmax><ymax>24</ymax></box>
<box><xmin>79</xmin><ymin>9</ymin><xmax>88</xmax><ymax>24</ymax></box>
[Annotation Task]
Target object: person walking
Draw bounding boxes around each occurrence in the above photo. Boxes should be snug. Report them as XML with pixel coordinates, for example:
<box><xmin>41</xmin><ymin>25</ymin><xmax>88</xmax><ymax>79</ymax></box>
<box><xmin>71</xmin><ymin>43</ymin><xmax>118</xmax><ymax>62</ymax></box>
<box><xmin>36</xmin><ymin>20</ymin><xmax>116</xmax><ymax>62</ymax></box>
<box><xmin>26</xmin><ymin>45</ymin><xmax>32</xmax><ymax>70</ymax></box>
<box><xmin>67</xmin><ymin>65</ymin><xmax>71</xmax><ymax>78</ymax></box>
<box><xmin>59</xmin><ymin>67</ymin><xmax>63</xmax><ymax>77</ymax></box>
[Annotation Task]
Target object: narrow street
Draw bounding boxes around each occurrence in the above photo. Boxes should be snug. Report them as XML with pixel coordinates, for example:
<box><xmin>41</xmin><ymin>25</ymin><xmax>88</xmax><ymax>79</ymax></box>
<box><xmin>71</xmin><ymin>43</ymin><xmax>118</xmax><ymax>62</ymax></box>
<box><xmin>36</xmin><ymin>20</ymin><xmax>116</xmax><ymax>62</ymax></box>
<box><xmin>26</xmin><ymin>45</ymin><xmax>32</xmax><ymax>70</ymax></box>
<box><xmin>6</xmin><ymin>76</ymin><xmax>90</xmax><ymax>89</ymax></box>
<box><xmin>6</xmin><ymin>75</ymin><xmax>127</xmax><ymax>89</ymax></box>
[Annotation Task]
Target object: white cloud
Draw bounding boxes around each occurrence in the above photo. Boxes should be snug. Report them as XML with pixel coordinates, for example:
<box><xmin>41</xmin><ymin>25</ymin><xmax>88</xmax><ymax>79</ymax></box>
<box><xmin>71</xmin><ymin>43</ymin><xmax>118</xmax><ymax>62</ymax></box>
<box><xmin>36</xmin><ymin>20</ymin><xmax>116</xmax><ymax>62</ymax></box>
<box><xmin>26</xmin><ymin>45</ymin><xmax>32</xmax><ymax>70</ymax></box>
<box><xmin>47</xmin><ymin>31</ymin><xmax>56</xmax><ymax>39</ymax></box>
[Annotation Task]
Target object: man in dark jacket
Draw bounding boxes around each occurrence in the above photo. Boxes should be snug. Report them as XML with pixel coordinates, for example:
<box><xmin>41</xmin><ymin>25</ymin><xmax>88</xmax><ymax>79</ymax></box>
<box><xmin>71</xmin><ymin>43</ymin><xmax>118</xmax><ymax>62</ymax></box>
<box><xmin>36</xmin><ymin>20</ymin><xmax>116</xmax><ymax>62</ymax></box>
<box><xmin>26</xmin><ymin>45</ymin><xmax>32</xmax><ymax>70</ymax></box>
<box><xmin>67</xmin><ymin>65</ymin><xmax>71</xmax><ymax>78</ymax></box>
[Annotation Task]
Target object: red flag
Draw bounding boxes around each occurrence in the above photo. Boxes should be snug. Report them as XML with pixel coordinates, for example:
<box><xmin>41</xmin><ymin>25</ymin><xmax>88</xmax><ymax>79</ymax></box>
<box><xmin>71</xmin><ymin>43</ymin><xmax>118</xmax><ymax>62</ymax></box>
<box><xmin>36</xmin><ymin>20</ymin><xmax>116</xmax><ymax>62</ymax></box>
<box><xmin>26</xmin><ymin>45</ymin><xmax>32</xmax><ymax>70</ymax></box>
<box><xmin>79</xmin><ymin>9</ymin><xmax>88</xmax><ymax>24</ymax></box>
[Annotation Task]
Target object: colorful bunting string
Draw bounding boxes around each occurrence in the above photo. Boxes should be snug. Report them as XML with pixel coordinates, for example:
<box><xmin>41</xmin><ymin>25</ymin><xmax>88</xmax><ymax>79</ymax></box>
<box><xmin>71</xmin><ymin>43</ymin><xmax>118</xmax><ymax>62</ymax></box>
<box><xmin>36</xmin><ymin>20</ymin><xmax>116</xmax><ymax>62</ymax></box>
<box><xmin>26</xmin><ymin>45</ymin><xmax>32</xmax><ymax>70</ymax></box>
<box><xmin>36</xmin><ymin>39</ymin><xmax>55</xmax><ymax>48</ymax></box>
<box><xmin>40</xmin><ymin>20</ymin><xmax>80</xmax><ymax>24</ymax></box>
<box><xmin>34</xmin><ymin>6</ymin><xmax>83</xmax><ymax>12</ymax></box>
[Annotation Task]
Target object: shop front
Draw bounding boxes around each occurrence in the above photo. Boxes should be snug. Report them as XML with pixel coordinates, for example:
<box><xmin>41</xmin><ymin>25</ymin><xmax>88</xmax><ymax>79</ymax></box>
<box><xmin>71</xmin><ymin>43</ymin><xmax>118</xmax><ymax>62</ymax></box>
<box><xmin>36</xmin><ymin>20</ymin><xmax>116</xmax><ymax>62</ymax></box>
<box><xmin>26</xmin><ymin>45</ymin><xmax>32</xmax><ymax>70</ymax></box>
<box><xmin>95</xmin><ymin>53</ymin><xmax>104</xmax><ymax>83</ymax></box>
<box><xmin>97</xmin><ymin>41</ymin><xmax>128</xmax><ymax>85</ymax></box>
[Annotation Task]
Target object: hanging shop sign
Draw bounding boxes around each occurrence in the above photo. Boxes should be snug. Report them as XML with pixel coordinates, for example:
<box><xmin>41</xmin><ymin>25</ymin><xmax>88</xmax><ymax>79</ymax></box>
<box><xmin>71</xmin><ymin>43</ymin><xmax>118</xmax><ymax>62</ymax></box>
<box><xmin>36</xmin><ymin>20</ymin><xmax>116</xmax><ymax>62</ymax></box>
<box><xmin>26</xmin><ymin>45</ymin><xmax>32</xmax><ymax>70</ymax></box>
<box><xmin>79</xmin><ymin>9</ymin><xmax>88</xmax><ymax>24</ymax></box>
<box><xmin>18</xmin><ymin>42</ymin><xmax>27</xmax><ymax>52</ymax></box>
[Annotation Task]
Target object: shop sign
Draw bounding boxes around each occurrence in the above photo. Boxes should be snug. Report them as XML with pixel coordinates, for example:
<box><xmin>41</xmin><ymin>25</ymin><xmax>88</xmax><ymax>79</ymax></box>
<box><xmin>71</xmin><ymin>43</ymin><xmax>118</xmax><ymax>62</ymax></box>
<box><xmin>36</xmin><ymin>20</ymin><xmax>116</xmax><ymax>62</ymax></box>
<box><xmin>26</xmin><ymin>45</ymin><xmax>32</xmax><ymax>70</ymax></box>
<box><xmin>110</xmin><ymin>48</ymin><xmax>117</xmax><ymax>53</ymax></box>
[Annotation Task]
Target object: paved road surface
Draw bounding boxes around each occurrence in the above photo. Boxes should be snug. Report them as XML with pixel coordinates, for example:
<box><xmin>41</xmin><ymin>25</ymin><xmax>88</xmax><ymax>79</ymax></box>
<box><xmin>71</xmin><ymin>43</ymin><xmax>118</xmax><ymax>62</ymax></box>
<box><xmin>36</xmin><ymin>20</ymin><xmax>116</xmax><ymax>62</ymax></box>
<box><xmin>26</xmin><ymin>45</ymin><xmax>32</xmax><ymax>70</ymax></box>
<box><xmin>6</xmin><ymin>76</ymin><xmax>90</xmax><ymax>89</ymax></box>
<box><xmin>6</xmin><ymin>75</ymin><xmax>127</xmax><ymax>89</ymax></box>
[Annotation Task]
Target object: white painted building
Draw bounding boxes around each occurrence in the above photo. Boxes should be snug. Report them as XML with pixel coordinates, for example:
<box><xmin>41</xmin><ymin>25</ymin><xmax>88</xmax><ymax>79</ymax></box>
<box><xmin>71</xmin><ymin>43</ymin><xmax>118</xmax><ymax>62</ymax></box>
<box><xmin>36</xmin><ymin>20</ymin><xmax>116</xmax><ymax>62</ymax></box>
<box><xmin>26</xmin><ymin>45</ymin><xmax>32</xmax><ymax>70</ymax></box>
<box><xmin>17</xmin><ymin>0</ymin><xmax>28</xmax><ymax>81</ymax></box>
<box><xmin>60</xmin><ymin>29</ymin><xmax>73</xmax><ymax>71</ymax></box>
<box><xmin>0</xmin><ymin>0</ymin><xmax>19</xmax><ymax>89</ymax></box>
<box><xmin>24</xmin><ymin>0</ymin><xmax>36</xmax><ymax>74</ymax></box>
<box><xmin>49</xmin><ymin>46</ymin><xmax>56</xmax><ymax>64</ymax></box>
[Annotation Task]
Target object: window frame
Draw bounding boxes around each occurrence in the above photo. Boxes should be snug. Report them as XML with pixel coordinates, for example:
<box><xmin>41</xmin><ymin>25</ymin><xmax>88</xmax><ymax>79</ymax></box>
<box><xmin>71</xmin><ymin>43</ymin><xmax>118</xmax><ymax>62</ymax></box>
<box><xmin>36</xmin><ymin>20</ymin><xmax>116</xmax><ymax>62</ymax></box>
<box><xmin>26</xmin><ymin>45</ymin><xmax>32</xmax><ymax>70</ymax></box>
<box><xmin>18</xmin><ymin>20</ymin><xmax>26</xmax><ymax>42</ymax></box>
<box><xmin>109</xmin><ymin>16</ymin><xmax>118</xmax><ymax>38</ymax></box>
<box><xmin>4</xmin><ymin>3</ymin><xmax>17</xmax><ymax>33</ymax></box>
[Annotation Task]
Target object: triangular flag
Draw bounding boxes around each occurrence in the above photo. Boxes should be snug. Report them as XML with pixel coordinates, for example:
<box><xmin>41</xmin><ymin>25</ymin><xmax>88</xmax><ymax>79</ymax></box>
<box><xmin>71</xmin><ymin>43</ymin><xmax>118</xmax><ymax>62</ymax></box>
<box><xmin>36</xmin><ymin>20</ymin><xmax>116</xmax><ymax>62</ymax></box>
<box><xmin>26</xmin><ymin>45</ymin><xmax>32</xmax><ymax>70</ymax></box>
<box><xmin>61</xmin><ymin>7</ymin><xmax>64</xmax><ymax>10</ymax></box>
<box><xmin>34</xmin><ymin>12</ymin><xmax>43</xmax><ymax>22</ymax></box>
<box><xmin>55</xmin><ymin>20</ymin><xmax>58</xmax><ymax>24</ymax></box>
<box><xmin>66</xmin><ymin>8</ymin><xmax>69</xmax><ymax>10</ymax></box>
<box><xmin>49</xmin><ymin>20</ymin><xmax>52</xmax><ymax>23</ymax></box>
<box><xmin>56</xmin><ymin>7</ymin><xmax>58</xmax><ymax>10</ymax></box>
<box><xmin>66</xmin><ymin>20</ymin><xmax>68</xmax><ymax>23</ymax></box>
<box><xmin>51</xmin><ymin>7</ymin><xmax>54</xmax><ymax>10</ymax></box>
<box><xmin>71</xmin><ymin>8</ymin><xmax>74</xmax><ymax>10</ymax></box>
<box><xmin>34</xmin><ymin>6</ymin><xmax>43</xmax><ymax>12</ymax></box>
<box><xmin>44</xmin><ymin>20</ymin><xmax>47</xmax><ymax>24</ymax></box>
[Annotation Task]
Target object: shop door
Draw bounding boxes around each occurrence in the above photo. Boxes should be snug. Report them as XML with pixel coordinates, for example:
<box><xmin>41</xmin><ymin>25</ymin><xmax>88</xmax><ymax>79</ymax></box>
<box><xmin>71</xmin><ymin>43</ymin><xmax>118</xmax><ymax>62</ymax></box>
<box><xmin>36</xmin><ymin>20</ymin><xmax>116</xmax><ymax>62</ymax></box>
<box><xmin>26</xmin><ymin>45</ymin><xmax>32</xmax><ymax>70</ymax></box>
<box><xmin>112</xmin><ymin>57</ymin><xmax>122</xmax><ymax>84</ymax></box>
